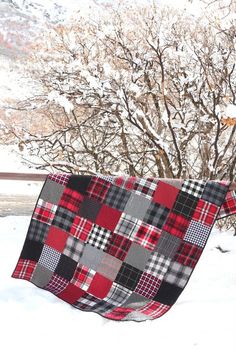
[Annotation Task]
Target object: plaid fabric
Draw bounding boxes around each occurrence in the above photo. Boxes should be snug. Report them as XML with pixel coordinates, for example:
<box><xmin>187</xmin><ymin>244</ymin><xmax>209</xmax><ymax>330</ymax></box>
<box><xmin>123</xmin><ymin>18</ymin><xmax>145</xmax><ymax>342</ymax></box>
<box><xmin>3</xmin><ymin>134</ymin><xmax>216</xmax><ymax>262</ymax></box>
<box><xmin>12</xmin><ymin>174</ymin><xmax>235</xmax><ymax>322</ymax></box>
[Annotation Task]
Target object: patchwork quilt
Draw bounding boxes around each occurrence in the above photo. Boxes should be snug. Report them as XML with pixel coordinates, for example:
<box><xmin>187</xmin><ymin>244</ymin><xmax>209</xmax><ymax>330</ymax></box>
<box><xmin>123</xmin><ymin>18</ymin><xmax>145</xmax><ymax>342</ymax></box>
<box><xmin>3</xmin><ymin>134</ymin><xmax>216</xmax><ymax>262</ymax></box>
<box><xmin>12</xmin><ymin>174</ymin><xmax>236</xmax><ymax>322</ymax></box>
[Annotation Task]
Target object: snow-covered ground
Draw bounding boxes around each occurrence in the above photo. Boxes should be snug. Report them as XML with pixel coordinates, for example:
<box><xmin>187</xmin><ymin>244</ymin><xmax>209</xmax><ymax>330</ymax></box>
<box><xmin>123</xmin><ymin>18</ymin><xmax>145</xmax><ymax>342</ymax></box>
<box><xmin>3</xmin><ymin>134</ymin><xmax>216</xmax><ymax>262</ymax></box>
<box><xmin>0</xmin><ymin>215</ymin><xmax>235</xmax><ymax>353</ymax></box>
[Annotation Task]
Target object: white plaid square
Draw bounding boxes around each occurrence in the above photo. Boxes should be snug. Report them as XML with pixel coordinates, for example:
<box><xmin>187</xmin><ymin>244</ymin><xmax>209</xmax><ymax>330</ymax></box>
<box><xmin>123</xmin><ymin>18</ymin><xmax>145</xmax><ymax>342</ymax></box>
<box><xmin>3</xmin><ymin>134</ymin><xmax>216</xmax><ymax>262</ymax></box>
<box><xmin>181</xmin><ymin>180</ymin><xmax>205</xmax><ymax>198</ymax></box>
<box><xmin>134</xmin><ymin>178</ymin><xmax>158</xmax><ymax>199</ymax></box>
<box><xmin>63</xmin><ymin>236</ymin><xmax>85</xmax><ymax>262</ymax></box>
<box><xmin>114</xmin><ymin>213</ymin><xmax>142</xmax><ymax>239</ymax></box>
<box><xmin>164</xmin><ymin>261</ymin><xmax>192</xmax><ymax>288</ymax></box>
<box><xmin>144</xmin><ymin>251</ymin><xmax>171</xmax><ymax>279</ymax></box>
<box><xmin>104</xmin><ymin>283</ymin><xmax>132</xmax><ymax>306</ymax></box>
<box><xmin>87</xmin><ymin>224</ymin><xmax>112</xmax><ymax>250</ymax></box>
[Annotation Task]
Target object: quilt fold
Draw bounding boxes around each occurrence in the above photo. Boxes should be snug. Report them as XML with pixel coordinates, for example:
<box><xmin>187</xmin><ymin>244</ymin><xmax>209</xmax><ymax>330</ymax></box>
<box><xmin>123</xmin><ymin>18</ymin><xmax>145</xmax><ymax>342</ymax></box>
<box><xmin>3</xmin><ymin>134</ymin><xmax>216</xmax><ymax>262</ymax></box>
<box><xmin>12</xmin><ymin>174</ymin><xmax>236</xmax><ymax>322</ymax></box>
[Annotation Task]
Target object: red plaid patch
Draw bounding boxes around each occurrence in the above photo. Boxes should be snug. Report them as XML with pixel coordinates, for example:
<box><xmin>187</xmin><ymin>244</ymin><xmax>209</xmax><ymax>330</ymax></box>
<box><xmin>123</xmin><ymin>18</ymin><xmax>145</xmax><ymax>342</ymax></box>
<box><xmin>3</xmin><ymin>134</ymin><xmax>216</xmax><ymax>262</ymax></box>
<box><xmin>44</xmin><ymin>274</ymin><xmax>68</xmax><ymax>295</ymax></box>
<box><xmin>133</xmin><ymin>223</ymin><xmax>161</xmax><ymax>251</ymax></box>
<box><xmin>174</xmin><ymin>242</ymin><xmax>203</xmax><ymax>268</ymax></box>
<box><xmin>138</xmin><ymin>301</ymin><xmax>170</xmax><ymax>319</ymax></box>
<box><xmin>70</xmin><ymin>216</ymin><xmax>93</xmax><ymax>241</ymax></box>
<box><xmin>218</xmin><ymin>190</ymin><xmax>236</xmax><ymax>219</ymax></box>
<box><xmin>106</xmin><ymin>233</ymin><xmax>132</xmax><ymax>261</ymax></box>
<box><xmin>193</xmin><ymin>199</ymin><xmax>218</xmax><ymax>225</ymax></box>
<box><xmin>135</xmin><ymin>272</ymin><xmax>161</xmax><ymax>298</ymax></box>
<box><xmin>86</xmin><ymin>177</ymin><xmax>111</xmax><ymax>202</ymax></box>
<box><xmin>33</xmin><ymin>199</ymin><xmax>57</xmax><ymax>225</ymax></box>
<box><xmin>48</xmin><ymin>173</ymin><xmax>70</xmax><ymax>185</ymax></box>
<box><xmin>104</xmin><ymin>307</ymin><xmax>134</xmax><ymax>320</ymax></box>
<box><xmin>59</xmin><ymin>188</ymin><xmax>83</xmax><ymax>213</ymax></box>
<box><xmin>12</xmin><ymin>259</ymin><xmax>36</xmax><ymax>281</ymax></box>
<box><xmin>113</xmin><ymin>176</ymin><xmax>136</xmax><ymax>190</ymax></box>
<box><xmin>163</xmin><ymin>212</ymin><xmax>190</xmax><ymax>238</ymax></box>
<box><xmin>71</xmin><ymin>264</ymin><xmax>96</xmax><ymax>290</ymax></box>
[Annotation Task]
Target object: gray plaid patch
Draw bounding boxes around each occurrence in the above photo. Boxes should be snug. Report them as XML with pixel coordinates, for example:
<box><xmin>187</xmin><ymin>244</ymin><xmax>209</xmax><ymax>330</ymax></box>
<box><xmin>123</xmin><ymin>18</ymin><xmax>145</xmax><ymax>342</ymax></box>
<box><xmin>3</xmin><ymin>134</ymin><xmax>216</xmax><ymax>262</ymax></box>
<box><xmin>38</xmin><ymin>245</ymin><xmax>61</xmax><ymax>271</ymax></box>
<box><xmin>202</xmin><ymin>181</ymin><xmax>228</xmax><ymax>206</ymax></box>
<box><xmin>27</xmin><ymin>219</ymin><xmax>50</xmax><ymax>242</ymax></box>
<box><xmin>63</xmin><ymin>236</ymin><xmax>85</xmax><ymax>262</ymax></box>
<box><xmin>145</xmin><ymin>251</ymin><xmax>171</xmax><ymax>279</ymax></box>
<box><xmin>114</xmin><ymin>213</ymin><xmax>142</xmax><ymax>239</ymax></box>
<box><xmin>104</xmin><ymin>283</ymin><xmax>132</xmax><ymax>306</ymax></box>
<box><xmin>104</xmin><ymin>185</ymin><xmax>131</xmax><ymax>210</ymax></box>
<box><xmin>143</xmin><ymin>203</ymin><xmax>169</xmax><ymax>229</ymax></box>
<box><xmin>164</xmin><ymin>261</ymin><xmax>192</xmax><ymax>287</ymax></box>
<box><xmin>52</xmin><ymin>207</ymin><xmax>75</xmax><ymax>232</ymax></box>
<box><xmin>92</xmin><ymin>300</ymin><xmax>116</xmax><ymax>314</ymax></box>
<box><xmin>87</xmin><ymin>224</ymin><xmax>112</xmax><ymax>250</ymax></box>
<box><xmin>155</xmin><ymin>231</ymin><xmax>181</xmax><ymax>258</ymax></box>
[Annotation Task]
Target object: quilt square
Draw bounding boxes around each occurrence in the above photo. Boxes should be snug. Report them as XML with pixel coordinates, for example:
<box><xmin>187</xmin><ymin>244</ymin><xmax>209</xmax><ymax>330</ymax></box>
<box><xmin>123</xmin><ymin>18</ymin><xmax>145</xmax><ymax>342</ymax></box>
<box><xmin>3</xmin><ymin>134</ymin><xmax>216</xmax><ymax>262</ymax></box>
<box><xmin>143</xmin><ymin>202</ymin><xmax>169</xmax><ymax>229</ymax></box>
<box><xmin>115</xmin><ymin>262</ymin><xmax>143</xmax><ymax>291</ymax></box>
<box><xmin>45</xmin><ymin>226</ymin><xmax>68</xmax><ymax>252</ymax></box>
<box><xmin>87</xmin><ymin>224</ymin><xmax>112</xmax><ymax>250</ymax></box>
<box><xmin>153</xmin><ymin>281</ymin><xmax>183</xmax><ymax>305</ymax></box>
<box><xmin>173</xmin><ymin>191</ymin><xmax>198</xmax><ymax>219</ymax></box>
<box><xmin>192</xmin><ymin>199</ymin><xmax>218</xmax><ymax>226</ymax></box>
<box><xmin>86</xmin><ymin>176</ymin><xmax>111</xmax><ymax>202</ymax></box>
<box><xmin>92</xmin><ymin>300</ymin><xmax>116</xmax><ymax>314</ymax></box>
<box><xmin>104</xmin><ymin>283</ymin><xmax>132</xmax><ymax>306</ymax></box>
<box><xmin>20</xmin><ymin>239</ymin><xmax>44</xmax><ymax>262</ymax></box>
<box><xmin>96</xmin><ymin>253</ymin><xmax>122</xmax><ymax>281</ymax></box>
<box><xmin>31</xmin><ymin>263</ymin><xmax>54</xmax><ymax>288</ymax></box>
<box><xmin>63</xmin><ymin>236</ymin><xmax>85</xmax><ymax>262</ymax></box>
<box><xmin>71</xmin><ymin>264</ymin><xmax>96</xmax><ymax>290</ymax></box>
<box><xmin>40</xmin><ymin>179</ymin><xmax>65</xmax><ymax>204</ymax></box>
<box><xmin>105</xmin><ymin>233</ymin><xmax>132</xmax><ymax>261</ymax></box>
<box><xmin>181</xmin><ymin>180</ymin><xmax>205</xmax><ymax>198</ymax></box>
<box><xmin>113</xmin><ymin>176</ymin><xmax>136</xmax><ymax>191</ymax></box>
<box><xmin>88</xmin><ymin>273</ymin><xmax>113</xmax><ymax>299</ymax></box>
<box><xmin>48</xmin><ymin>173</ymin><xmax>70</xmax><ymax>185</ymax></box>
<box><xmin>33</xmin><ymin>199</ymin><xmax>57</xmax><ymax>225</ymax></box>
<box><xmin>104</xmin><ymin>307</ymin><xmax>134</xmax><ymax>320</ymax></box>
<box><xmin>44</xmin><ymin>273</ymin><xmax>69</xmax><ymax>295</ymax></box>
<box><xmin>184</xmin><ymin>220</ymin><xmax>211</xmax><ymax>248</ymax></box>
<box><xmin>134</xmin><ymin>272</ymin><xmax>161</xmax><ymax>299</ymax></box>
<box><xmin>137</xmin><ymin>301</ymin><xmax>170</xmax><ymax>319</ymax></box>
<box><xmin>163</xmin><ymin>212</ymin><xmax>190</xmax><ymax>238</ymax></box>
<box><xmin>123</xmin><ymin>292</ymin><xmax>149</xmax><ymax>308</ymax></box>
<box><xmin>79</xmin><ymin>244</ymin><xmax>104</xmax><ymax>270</ymax></box>
<box><xmin>124</xmin><ymin>193</ymin><xmax>151</xmax><ymax>219</ymax></box>
<box><xmin>70</xmin><ymin>216</ymin><xmax>93</xmax><ymax>242</ymax></box>
<box><xmin>133</xmin><ymin>178</ymin><xmax>158</xmax><ymax>199</ymax></box>
<box><xmin>104</xmin><ymin>185</ymin><xmax>131</xmax><ymax>211</ymax></box>
<box><xmin>52</xmin><ymin>207</ymin><xmax>76</xmax><ymax>232</ymax></box>
<box><xmin>74</xmin><ymin>293</ymin><xmax>101</xmax><ymax>311</ymax></box>
<box><xmin>55</xmin><ymin>254</ymin><xmax>77</xmax><ymax>280</ymax></box>
<box><xmin>174</xmin><ymin>241</ymin><xmax>203</xmax><ymax>268</ymax></box>
<box><xmin>78</xmin><ymin>197</ymin><xmax>102</xmax><ymax>222</ymax></box>
<box><xmin>12</xmin><ymin>259</ymin><xmax>37</xmax><ymax>281</ymax></box>
<box><xmin>114</xmin><ymin>213</ymin><xmax>142</xmax><ymax>239</ymax></box>
<box><xmin>59</xmin><ymin>187</ymin><xmax>83</xmax><ymax>213</ymax></box>
<box><xmin>67</xmin><ymin>175</ymin><xmax>92</xmax><ymax>194</ymax></box>
<box><xmin>125</xmin><ymin>242</ymin><xmax>151</xmax><ymax>271</ymax></box>
<box><xmin>96</xmin><ymin>204</ymin><xmax>122</xmax><ymax>231</ymax></box>
<box><xmin>133</xmin><ymin>223</ymin><xmax>161</xmax><ymax>251</ymax></box>
<box><xmin>57</xmin><ymin>283</ymin><xmax>85</xmax><ymax>304</ymax></box>
<box><xmin>27</xmin><ymin>219</ymin><xmax>50</xmax><ymax>243</ymax></box>
<box><xmin>217</xmin><ymin>190</ymin><xmax>236</xmax><ymax>219</ymax></box>
<box><xmin>164</xmin><ymin>261</ymin><xmax>192</xmax><ymax>288</ymax></box>
<box><xmin>38</xmin><ymin>245</ymin><xmax>61</xmax><ymax>272</ymax></box>
<box><xmin>202</xmin><ymin>181</ymin><xmax>228</xmax><ymax>206</ymax></box>
<box><xmin>144</xmin><ymin>251</ymin><xmax>171</xmax><ymax>279</ymax></box>
<box><xmin>153</xmin><ymin>181</ymin><xmax>179</xmax><ymax>209</ymax></box>
<box><xmin>155</xmin><ymin>231</ymin><xmax>182</xmax><ymax>258</ymax></box>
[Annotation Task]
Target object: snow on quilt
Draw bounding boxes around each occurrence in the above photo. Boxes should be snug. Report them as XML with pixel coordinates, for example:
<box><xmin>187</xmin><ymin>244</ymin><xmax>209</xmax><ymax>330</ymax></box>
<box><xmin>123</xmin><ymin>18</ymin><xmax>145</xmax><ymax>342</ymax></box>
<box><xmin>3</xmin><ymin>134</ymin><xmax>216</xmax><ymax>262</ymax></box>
<box><xmin>12</xmin><ymin>174</ymin><xmax>236</xmax><ymax>321</ymax></box>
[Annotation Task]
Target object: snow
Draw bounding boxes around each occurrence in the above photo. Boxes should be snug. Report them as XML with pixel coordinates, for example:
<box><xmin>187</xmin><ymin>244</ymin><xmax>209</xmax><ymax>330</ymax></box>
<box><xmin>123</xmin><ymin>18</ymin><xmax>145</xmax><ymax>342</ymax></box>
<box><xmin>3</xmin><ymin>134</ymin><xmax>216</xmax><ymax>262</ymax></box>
<box><xmin>0</xmin><ymin>214</ymin><xmax>235</xmax><ymax>352</ymax></box>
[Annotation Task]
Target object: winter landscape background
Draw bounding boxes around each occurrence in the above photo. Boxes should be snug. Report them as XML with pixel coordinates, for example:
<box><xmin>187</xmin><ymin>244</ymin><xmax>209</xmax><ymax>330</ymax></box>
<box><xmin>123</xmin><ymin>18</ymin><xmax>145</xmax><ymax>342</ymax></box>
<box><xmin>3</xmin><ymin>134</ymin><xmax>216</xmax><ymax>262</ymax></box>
<box><xmin>0</xmin><ymin>1</ymin><xmax>235</xmax><ymax>352</ymax></box>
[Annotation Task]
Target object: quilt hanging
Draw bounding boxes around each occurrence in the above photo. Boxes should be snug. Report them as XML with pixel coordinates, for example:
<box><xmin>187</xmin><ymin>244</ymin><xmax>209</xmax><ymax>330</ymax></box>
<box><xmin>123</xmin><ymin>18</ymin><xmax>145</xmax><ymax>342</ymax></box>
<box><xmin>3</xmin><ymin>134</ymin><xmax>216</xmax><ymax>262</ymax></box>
<box><xmin>12</xmin><ymin>173</ymin><xmax>236</xmax><ymax>322</ymax></box>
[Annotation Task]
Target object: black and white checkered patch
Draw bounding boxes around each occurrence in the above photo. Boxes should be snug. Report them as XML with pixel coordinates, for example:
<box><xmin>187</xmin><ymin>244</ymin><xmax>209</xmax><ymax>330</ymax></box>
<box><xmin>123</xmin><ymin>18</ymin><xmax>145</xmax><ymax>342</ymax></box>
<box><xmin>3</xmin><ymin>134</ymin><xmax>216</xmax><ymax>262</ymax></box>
<box><xmin>184</xmin><ymin>220</ymin><xmax>211</xmax><ymax>247</ymax></box>
<box><xmin>114</xmin><ymin>213</ymin><xmax>142</xmax><ymax>239</ymax></box>
<box><xmin>63</xmin><ymin>236</ymin><xmax>85</xmax><ymax>262</ymax></box>
<box><xmin>27</xmin><ymin>219</ymin><xmax>50</xmax><ymax>243</ymax></box>
<box><xmin>87</xmin><ymin>224</ymin><xmax>112</xmax><ymax>250</ymax></box>
<box><xmin>134</xmin><ymin>178</ymin><xmax>158</xmax><ymax>199</ymax></box>
<box><xmin>104</xmin><ymin>185</ymin><xmax>131</xmax><ymax>211</ymax></box>
<box><xmin>181</xmin><ymin>180</ymin><xmax>206</xmax><ymax>198</ymax></box>
<box><xmin>52</xmin><ymin>206</ymin><xmax>75</xmax><ymax>232</ymax></box>
<box><xmin>164</xmin><ymin>261</ymin><xmax>192</xmax><ymax>288</ymax></box>
<box><xmin>202</xmin><ymin>181</ymin><xmax>228</xmax><ymax>206</ymax></box>
<box><xmin>74</xmin><ymin>293</ymin><xmax>101</xmax><ymax>311</ymax></box>
<box><xmin>38</xmin><ymin>245</ymin><xmax>61</xmax><ymax>271</ymax></box>
<box><xmin>105</xmin><ymin>283</ymin><xmax>132</xmax><ymax>306</ymax></box>
<box><xmin>92</xmin><ymin>300</ymin><xmax>116</xmax><ymax>314</ymax></box>
<box><xmin>144</xmin><ymin>251</ymin><xmax>171</xmax><ymax>279</ymax></box>
<box><xmin>143</xmin><ymin>203</ymin><xmax>169</xmax><ymax>229</ymax></box>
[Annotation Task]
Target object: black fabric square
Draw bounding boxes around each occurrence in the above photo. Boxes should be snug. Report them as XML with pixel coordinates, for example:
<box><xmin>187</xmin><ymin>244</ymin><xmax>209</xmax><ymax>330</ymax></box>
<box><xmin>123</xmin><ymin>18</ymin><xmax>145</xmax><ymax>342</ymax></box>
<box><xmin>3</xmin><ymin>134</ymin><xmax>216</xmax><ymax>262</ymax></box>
<box><xmin>153</xmin><ymin>281</ymin><xmax>182</xmax><ymax>305</ymax></box>
<box><xmin>20</xmin><ymin>239</ymin><xmax>44</xmax><ymax>261</ymax></box>
<box><xmin>67</xmin><ymin>175</ymin><xmax>92</xmax><ymax>195</ymax></box>
<box><xmin>114</xmin><ymin>262</ymin><xmax>142</xmax><ymax>291</ymax></box>
<box><xmin>78</xmin><ymin>197</ymin><xmax>102</xmax><ymax>222</ymax></box>
<box><xmin>55</xmin><ymin>254</ymin><xmax>77</xmax><ymax>281</ymax></box>
<box><xmin>172</xmin><ymin>191</ymin><xmax>198</xmax><ymax>219</ymax></box>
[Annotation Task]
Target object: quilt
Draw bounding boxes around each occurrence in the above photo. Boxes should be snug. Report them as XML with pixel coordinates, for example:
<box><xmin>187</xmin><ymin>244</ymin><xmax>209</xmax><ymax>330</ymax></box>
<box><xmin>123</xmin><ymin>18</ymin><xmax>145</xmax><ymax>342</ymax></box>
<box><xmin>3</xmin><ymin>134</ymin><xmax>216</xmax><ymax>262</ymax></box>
<box><xmin>12</xmin><ymin>173</ymin><xmax>236</xmax><ymax>322</ymax></box>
